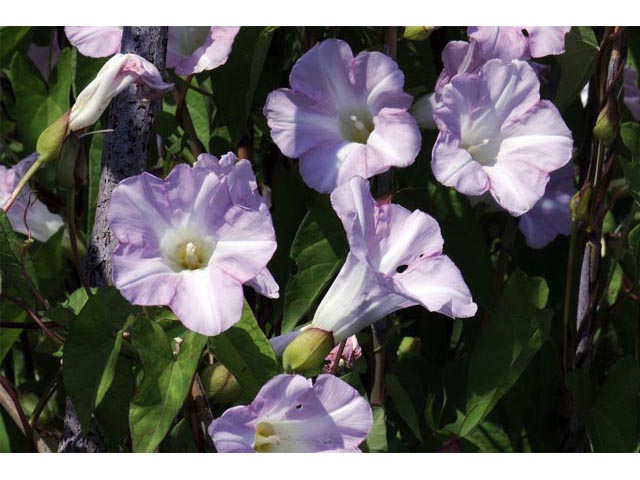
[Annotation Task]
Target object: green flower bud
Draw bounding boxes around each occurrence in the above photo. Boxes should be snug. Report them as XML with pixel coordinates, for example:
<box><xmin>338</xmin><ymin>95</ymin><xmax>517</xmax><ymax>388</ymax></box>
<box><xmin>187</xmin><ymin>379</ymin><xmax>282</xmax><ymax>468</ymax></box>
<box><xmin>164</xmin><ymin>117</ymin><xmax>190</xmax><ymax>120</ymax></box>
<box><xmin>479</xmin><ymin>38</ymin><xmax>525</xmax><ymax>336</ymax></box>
<box><xmin>282</xmin><ymin>327</ymin><xmax>334</xmax><ymax>374</ymax></box>
<box><xmin>593</xmin><ymin>105</ymin><xmax>618</xmax><ymax>146</ymax></box>
<box><xmin>56</xmin><ymin>134</ymin><xmax>82</xmax><ymax>191</ymax></box>
<box><xmin>36</xmin><ymin>110</ymin><xmax>71</xmax><ymax>165</ymax></box>
<box><xmin>200</xmin><ymin>364</ymin><xmax>242</xmax><ymax>404</ymax></box>
<box><xmin>570</xmin><ymin>183</ymin><xmax>592</xmax><ymax>223</ymax></box>
<box><xmin>403</xmin><ymin>26</ymin><xmax>438</xmax><ymax>41</ymax></box>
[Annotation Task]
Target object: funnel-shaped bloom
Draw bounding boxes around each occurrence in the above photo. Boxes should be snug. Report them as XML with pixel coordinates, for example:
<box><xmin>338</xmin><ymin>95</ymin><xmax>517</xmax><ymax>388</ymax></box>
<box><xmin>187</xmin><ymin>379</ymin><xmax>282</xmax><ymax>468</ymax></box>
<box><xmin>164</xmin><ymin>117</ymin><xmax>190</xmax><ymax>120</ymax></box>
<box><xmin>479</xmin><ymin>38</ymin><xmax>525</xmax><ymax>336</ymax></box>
<box><xmin>167</xmin><ymin>26</ymin><xmax>239</xmax><ymax>75</ymax></box>
<box><xmin>468</xmin><ymin>26</ymin><xmax>571</xmax><ymax>61</ymax></box>
<box><xmin>432</xmin><ymin>59</ymin><xmax>573</xmax><ymax>216</ymax></box>
<box><xmin>69</xmin><ymin>53</ymin><xmax>173</xmax><ymax>132</ymax></box>
<box><xmin>0</xmin><ymin>154</ymin><xmax>63</xmax><ymax>242</ymax></box>
<box><xmin>264</xmin><ymin>39</ymin><xmax>420</xmax><ymax>193</ymax></box>
<box><xmin>108</xmin><ymin>153</ymin><xmax>277</xmax><ymax>336</ymax></box>
<box><xmin>308</xmin><ymin>177</ymin><xmax>476</xmax><ymax>343</ymax></box>
<box><xmin>519</xmin><ymin>164</ymin><xmax>575</xmax><ymax>248</ymax></box>
<box><xmin>624</xmin><ymin>66</ymin><xmax>640</xmax><ymax>121</ymax></box>
<box><xmin>209</xmin><ymin>374</ymin><xmax>372</xmax><ymax>452</ymax></box>
<box><xmin>64</xmin><ymin>26</ymin><xmax>123</xmax><ymax>58</ymax></box>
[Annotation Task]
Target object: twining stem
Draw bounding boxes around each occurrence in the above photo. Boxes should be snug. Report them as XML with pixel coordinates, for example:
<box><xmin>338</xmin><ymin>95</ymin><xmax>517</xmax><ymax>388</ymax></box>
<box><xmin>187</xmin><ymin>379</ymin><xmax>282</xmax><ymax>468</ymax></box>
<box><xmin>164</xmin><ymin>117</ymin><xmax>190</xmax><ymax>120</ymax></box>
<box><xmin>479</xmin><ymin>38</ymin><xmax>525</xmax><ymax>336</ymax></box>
<box><xmin>65</xmin><ymin>190</ymin><xmax>92</xmax><ymax>296</ymax></box>
<box><xmin>2</xmin><ymin>159</ymin><xmax>45</xmax><ymax>214</ymax></box>
<box><xmin>1</xmin><ymin>294</ymin><xmax>65</xmax><ymax>345</ymax></box>
<box><xmin>328</xmin><ymin>340</ymin><xmax>347</xmax><ymax>375</ymax></box>
<box><xmin>30</xmin><ymin>369</ymin><xmax>62</xmax><ymax>427</ymax></box>
<box><xmin>175</xmin><ymin>75</ymin><xmax>205</xmax><ymax>159</ymax></box>
<box><xmin>562</xmin><ymin>224</ymin><xmax>579</xmax><ymax>374</ymax></box>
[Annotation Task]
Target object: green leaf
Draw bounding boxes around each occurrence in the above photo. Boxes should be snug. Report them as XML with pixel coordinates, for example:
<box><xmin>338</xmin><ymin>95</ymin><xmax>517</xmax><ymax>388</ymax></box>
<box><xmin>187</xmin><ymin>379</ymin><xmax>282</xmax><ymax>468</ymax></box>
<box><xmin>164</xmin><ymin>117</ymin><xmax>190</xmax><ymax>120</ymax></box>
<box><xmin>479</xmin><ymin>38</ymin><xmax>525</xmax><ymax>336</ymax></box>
<box><xmin>620</xmin><ymin>156</ymin><xmax>640</xmax><ymax>206</ymax></box>
<box><xmin>0</xmin><ymin>210</ymin><xmax>39</xmax><ymax>308</ymax></box>
<box><xmin>555</xmin><ymin>26</ymin><xmax>599</xmax><ymax>112</ymax></box>
<box><xmin>385</xmin><ymin>374</ymin><xmax>423</xmax><ymax>441</ymax></box>
<box><xmin>211</xmin><ymin>27</ymin><xmax>276</xmax><ymax>144</ymax></box>
<box><xmin>585</xmin><ymin>356</ymin><xmax>640</xmax><ymax>452</ymax></box>
<box><xmin>365</xmin><ymin>406</ymin><xmax>388</xmax><ymax>452</ymax></box>
<box><xmin>94</xmin><ymin>356</ymin><xmax>136</xmax><ymax>450</ymax></box>
<box><xmin>129</xmin><ymin>318</ymin><xmax>206</xmax><ymax>453</ymax></box>
<box><xmin>9</xmin><ymin>49</ymin><xmax>73</xmax><ymax>152</ymax></box>
<box><xmin>461</xmin><ymin>270</ymin><xmax>552</xmax><ymax>436</ymax></box>
<box><xmin>62</xmin><ymin>288</ymin><xmax>133</xmax><ymax>433</ymax></box>
<box><xmin>209</xmin><ymin>302</ymin><xmax>278</xmax><ymax>397</ymax></box>
<box><xmin>0</xmin><ymin>27</ymin><xmax>31</xmax><ymax>65</ymax></box>
<box><xmin>186</xmin><ymin>82</ymin><xmax>211</xmax><ymax>148</ymax></box>
<box><xmin>621</xmin><ymin>122</ymin><xmax>640</xmax><ymax>160</ymax></box>
<box><xmin>159</xmin><ymin>418</ymin><xmax>198</xmax><ymax>453</ymax></box>
<box><xmin>462</xmin><ymin>415</ymin><xmax>514</xmax><ymax>452</ymax></box>
<box><xmin>282</xmin><ymin>195</ymin><xmax>348</xmax><ymax>332</ymax></box>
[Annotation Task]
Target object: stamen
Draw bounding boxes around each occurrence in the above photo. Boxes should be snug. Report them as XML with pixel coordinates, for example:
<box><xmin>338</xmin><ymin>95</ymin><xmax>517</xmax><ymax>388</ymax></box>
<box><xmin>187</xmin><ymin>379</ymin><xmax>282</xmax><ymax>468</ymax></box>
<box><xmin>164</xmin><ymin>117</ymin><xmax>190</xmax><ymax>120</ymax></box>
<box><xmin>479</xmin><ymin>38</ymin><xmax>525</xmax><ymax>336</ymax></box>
<box><xmin>254</xmin><ymin>422</ymin><xmax>280</xmax><ymax>453</ymax></box>
<box><xmin>350</xmin><ymin>115</ymin><xmax>367</xmax><ymax>131</ymax></box>
<box><xmin>183</xmin><ymin>242</ymin><xmax>200</xmax><ymax>269</ymax></box>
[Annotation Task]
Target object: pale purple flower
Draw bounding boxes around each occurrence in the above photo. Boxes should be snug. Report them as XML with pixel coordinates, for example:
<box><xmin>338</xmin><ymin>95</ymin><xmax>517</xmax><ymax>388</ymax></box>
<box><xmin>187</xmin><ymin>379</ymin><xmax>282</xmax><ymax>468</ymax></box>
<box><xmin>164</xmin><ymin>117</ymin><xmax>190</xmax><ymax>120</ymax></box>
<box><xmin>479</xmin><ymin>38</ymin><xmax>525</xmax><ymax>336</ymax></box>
<box><xmin>108</xmin><ymin>153</ymin><xmax>277</xmax><ymax>336</ymax></box>
<box><xmin>209</xmin><ymin>374</ymin><xmax>373</xmax><ymax>452</ymax></box>
<box><xmin>65</xmin><ymin>26</ymin><xmax>238</xmax><ymax>76</ymax></box>
<box><xmin>64</xmin><ymin>27</ymin><xmax>123</xmax><ymax>58</ymax></box>
<box><xmin>69</xmin><ymin>53</ymin><xmax>173</xmax><ymax>132</ymax></box>
<box><xmin>432</xmin><ymin>59</ymin><xmax>573</xmax><ymax>216</ymax></box>
<box><xmin>167</xmin><ymin>26</ymin><xmax>239</xmax><ymax>75</ymax></box>
<box><xmin>468</xmin><ymin>27</ymin><xmax>571</xmax><ymax>62</ymax></box>
<box><xmin>0</xmin><ymin>154</ymin><xmax>63</xmax><ymax>242</ymax></box>
<box><xmin>519</xmin><ymin>164</ymin><xmax>575</xmax><ymax>249</ymax></box>
<box><xmin>624</xmin><ymin>66</ymin><xmax>640</xmax><ymax>122</ymax></box>
<box><xmin>323</xmin><ymin>335</ymin><xmax>362</xmax><ymax>373</ymax></box>
<box><xmin>309</xmin><ymin>177</ymin><xmax>476</xmax><ymax>343</ymax></box>
<box><xmin>264</xmin><ymin>39</ymin><xmax>421</xmax><ymax>193</ymax></box>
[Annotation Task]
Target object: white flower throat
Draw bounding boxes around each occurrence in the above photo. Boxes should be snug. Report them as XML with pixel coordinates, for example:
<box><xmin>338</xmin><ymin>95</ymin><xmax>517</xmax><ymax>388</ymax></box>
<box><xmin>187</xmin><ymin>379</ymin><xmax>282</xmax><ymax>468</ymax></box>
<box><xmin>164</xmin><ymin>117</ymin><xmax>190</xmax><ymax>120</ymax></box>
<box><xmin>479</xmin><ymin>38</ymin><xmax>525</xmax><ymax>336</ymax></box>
<box><xmin>340</xmin><ymin>111</ymin><xmax>374</xmax><ymax>144</ymax></box>
<box><xmin>161</xmin><ymin>228</ymin><xmax>217</xmax><ymax>272</ymax></box>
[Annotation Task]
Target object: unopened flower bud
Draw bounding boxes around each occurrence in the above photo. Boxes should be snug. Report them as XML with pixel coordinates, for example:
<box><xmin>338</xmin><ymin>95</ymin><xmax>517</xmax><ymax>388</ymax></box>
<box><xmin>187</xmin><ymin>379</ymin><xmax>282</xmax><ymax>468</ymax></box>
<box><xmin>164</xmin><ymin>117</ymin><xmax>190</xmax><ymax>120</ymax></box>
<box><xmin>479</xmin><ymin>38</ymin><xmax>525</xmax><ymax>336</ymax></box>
<box><xmin>570</xmin><ymin>183</ymin><xmax>592</xmax><ymax>223</ymax></box>
<box><xmin>283</xmin><ymin>327</ymin><xmax>334</xmax><ymax>374</ymax></box>
<box><xmin>593</xmin><ymin>104</ymin><xmax>619</xmax><ymax>146</ymax></box>
<box><xmin>200</xmin><ymin>364</ymin><xmax>242</xmax><ymax>404</ymax></box>
<box><xmin>56</xmin><ymin>135</ymin><xmax>82</xmax><ymax>191</ymax></box>
<box><xmin>36</xmin><ymin>111</ymin><xmax>70</xmax><ymax>165</ymax></box>
<box><xmin>403</xmin><ymin>26</ymin><xmax>438</xmax><ymax>41</ymax></box>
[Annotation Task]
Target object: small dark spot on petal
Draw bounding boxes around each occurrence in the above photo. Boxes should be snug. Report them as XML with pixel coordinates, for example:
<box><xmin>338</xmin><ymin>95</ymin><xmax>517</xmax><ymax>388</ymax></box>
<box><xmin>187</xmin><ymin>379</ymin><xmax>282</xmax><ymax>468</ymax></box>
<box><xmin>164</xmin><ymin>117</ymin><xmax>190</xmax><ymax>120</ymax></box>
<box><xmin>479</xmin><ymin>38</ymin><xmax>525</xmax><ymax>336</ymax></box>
<box><xmin>396</xmin><ymin>264</ymin><xmax>408</xmax><ymax>274</ymax></box>
<box><xmin>296</xmin><ymin>404</ymin><xmax>303</xmax><ymax>409</ymax></box>
<box><xmin>418</xmin><ymin>253</ymin><xmax>424</xmax><ymax>258</ymax></box>
<box><xmin>521</xmin><ymin>29</ymin><xmax>529</xmax><ymax>37</ymax></box>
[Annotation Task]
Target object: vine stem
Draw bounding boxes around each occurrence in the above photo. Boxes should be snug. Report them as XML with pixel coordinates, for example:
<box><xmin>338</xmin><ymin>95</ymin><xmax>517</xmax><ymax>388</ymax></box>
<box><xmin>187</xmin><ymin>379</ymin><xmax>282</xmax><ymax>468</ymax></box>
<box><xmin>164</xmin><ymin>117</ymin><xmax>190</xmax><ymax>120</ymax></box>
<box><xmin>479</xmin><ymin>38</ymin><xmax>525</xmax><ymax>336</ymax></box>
<box><xmin>328</xmin><ymin>340</ymin><xmax>347</xmax><ymax>375</ymax></box>
<box><xmin>2</xmin><ymin>293</ymin><xmax>65</xmax><ymax>345</ymax></box>
<box><xmin>562</xmin><ymin>224</ymin><xmax>579</xmax><ymax>374</ymax></box>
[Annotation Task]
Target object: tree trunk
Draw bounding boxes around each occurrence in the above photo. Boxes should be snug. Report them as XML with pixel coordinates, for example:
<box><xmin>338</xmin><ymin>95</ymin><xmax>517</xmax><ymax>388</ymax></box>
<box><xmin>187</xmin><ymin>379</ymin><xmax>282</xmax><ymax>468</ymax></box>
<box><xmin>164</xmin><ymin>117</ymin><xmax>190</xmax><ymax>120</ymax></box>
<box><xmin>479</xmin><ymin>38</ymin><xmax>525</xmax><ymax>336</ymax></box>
<box><xmin>58</xmin><ymin>26</ymin><xmax>168</xmax><ymax>453</ymax></box>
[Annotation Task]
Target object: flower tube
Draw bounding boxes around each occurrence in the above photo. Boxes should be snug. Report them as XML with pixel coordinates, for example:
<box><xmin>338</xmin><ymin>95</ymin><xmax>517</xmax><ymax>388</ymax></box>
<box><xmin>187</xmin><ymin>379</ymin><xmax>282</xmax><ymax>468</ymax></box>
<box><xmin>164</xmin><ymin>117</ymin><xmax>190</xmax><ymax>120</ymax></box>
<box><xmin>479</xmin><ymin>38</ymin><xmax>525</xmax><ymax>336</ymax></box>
<box><xmin>283</xmin><ymin>177</ymin><xmax>476</xmax><ymax>371</ymax></box>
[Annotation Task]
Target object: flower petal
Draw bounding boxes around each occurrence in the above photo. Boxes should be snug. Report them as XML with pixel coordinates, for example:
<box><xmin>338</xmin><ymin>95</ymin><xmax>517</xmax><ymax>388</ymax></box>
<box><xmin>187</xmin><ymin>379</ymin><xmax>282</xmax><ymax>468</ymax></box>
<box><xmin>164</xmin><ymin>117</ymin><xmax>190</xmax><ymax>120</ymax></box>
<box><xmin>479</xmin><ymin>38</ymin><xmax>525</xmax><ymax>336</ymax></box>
<box><xmin>65</xmin><ymin>26</ymin><xmax>123</xmax><ymax>58</ymax></box>
<box><xmin>524</xmin><ymin>27</ymin><xmax>571</xmax><ymax>58</ymax></box>
<box><xmin>394</xmin><ymin>255</ymin><xmax>478</xmax><ymax>318</ymax></box>
<box><xmin>432</xmin><ymin>133</ymin><xmax>491</xmax><ymax>196</ymax></box>
<box><xmin>366</xmin><ymin>108</ymin><xmax>421</xmax><ymax>174</ymax></box>
<box><xmin>167</xmin><ymin>26</ymin><xmax>239</xmax><ymax>75</ymax></box>
<box><xmin>468</xmin><ymin>26</ymin><xmax>528</xmax><ymax>61</ymax></box>
<box><xmin>264</xmin><ymin>88</ymin><xmax>342</xmax><ymax>158</ymax></box>
<box><xmin>246</xmin><ymin>268</ymin><xmax>280</xmax><ymax>299</ymax></box>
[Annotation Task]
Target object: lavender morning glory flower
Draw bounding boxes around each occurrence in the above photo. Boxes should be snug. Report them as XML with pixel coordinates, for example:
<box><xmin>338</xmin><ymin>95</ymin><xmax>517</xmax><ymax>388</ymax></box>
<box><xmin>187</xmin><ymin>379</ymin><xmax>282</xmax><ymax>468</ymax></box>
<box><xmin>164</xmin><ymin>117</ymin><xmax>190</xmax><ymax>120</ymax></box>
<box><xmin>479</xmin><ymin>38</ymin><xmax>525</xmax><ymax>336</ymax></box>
<box><xmin>432</xmin><ymin>59</ymin><xmax>573</xmax><ymax>216</ymax></box>
<box><xmin>0</xmin><ymin>154</ymin><xmax>63</xmax><ymax>242</ymax></box>
<box><xmin>108</xmin><ymin>153</ymin><xmax>277</xmax><ymax>336</ymax></box>
<box><xmin>308</xmin><ymin>176</ymin><xmax>476</xmax><ymax>343</ymax></box>
<box><xmin>468</xmin><ymin>26</ymin><xmax>571</xmax><ymax>62</ymax></box>
<box><xmin>65</xmin><ymin>26</ymin><xmax>238</xmax><ymax>76</ymax></box>
<box><xmin>624</xmin><ymin>66</ymin><xmax>640</xmax><ymax>121</ymax></box>
<box><xmin>264</xmin><ymin>38</ymin><xmax>421</xmax><ymax>193</ymax></box>
<box><xmin>519</xmin><ymin>164</ymin><xmax>576</xmax><ymax>249</ymax></box>
<box><xmin>209</xmin><ymin>374</ymin><xmax>373</xmax><ymax>452</ymax></box>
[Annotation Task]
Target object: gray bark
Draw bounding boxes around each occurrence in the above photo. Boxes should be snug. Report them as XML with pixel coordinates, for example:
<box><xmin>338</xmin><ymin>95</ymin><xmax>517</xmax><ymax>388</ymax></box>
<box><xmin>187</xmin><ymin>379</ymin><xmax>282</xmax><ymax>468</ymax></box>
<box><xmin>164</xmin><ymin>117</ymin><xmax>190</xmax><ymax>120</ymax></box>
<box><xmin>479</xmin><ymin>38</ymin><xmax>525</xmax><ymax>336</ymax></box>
<box><xmin>58</xmin><ymin>27</ymin><xmax>168</xmax><ymax>453</ymax></box>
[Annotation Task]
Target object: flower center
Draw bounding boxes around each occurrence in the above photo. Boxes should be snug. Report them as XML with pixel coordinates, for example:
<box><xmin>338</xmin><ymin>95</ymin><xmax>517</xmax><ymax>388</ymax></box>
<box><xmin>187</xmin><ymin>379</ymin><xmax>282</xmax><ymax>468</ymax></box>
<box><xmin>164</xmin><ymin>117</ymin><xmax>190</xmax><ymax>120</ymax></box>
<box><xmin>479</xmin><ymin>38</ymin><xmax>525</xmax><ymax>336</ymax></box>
<box><xmin>174</xmin><ymin>26</ymin><xmax>210</xmax><ymax>56</ymax></box>
<box><xmin>161</xmin><ymin>228</ymin><xmax>217</xmax><ymax>272</ymax></box>
<box><xmin>254</xmin><ymin>422</ymin><xmax>280</xmax><ymax>453</ymax></box>
<box><xmin>340</xmin><ymin>112</ymin><xmax>374</xmax><ymax>144</ymax></box>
